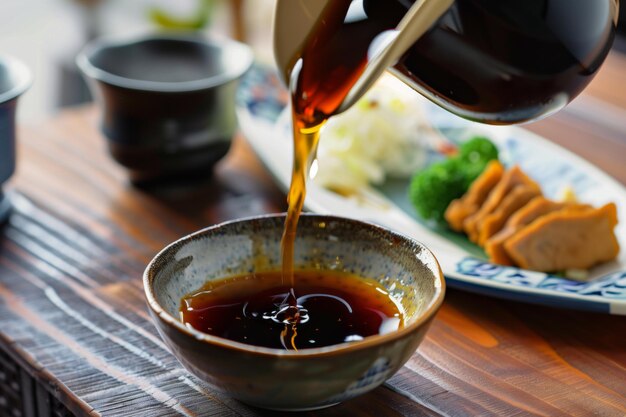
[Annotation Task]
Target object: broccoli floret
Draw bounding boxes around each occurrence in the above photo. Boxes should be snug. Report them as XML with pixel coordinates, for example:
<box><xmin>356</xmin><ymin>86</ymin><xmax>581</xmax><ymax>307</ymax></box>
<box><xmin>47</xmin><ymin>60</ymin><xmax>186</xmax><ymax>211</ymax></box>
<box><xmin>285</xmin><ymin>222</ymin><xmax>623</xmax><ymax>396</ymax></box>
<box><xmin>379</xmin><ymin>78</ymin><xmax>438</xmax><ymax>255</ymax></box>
<box><xmin>408</xmin><ymin>159</ymin><xmax>467</xmax><ymax>224</ymax></box>
<box><xmin>458</xmin><ymin>136</ymin><xmax>499</xmax><ymax>187</ymax></box>
<box><xmin>459</xmin><ymin>136</ymin><xmax>499</xmax><ymax>165</ymax></box>
<box><xmin>408</xmin><ymin>136</ymin><xmax>499</xmax><ymax>224</ymax></box>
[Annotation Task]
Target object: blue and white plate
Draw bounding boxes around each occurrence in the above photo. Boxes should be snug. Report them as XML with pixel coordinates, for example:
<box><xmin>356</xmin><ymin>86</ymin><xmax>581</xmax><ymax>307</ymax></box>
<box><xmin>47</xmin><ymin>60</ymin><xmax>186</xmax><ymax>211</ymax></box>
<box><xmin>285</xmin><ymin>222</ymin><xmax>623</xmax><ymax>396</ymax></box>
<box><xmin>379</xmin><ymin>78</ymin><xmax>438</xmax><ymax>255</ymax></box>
<box><xmin>236</xmin><ymin>66</ymin><xmax>626</xmax><ymax>315</ymax></box>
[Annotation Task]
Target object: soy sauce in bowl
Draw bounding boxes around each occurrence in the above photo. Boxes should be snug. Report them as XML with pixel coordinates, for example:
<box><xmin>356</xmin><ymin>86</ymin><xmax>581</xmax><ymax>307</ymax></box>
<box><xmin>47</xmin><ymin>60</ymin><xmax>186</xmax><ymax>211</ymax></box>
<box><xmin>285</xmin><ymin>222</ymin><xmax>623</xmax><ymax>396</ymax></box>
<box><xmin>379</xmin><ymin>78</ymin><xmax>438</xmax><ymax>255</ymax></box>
<box><xmin>180</xmin><ymin>270</ymin><xmax>403</xmax><ymax>350</ymax></box>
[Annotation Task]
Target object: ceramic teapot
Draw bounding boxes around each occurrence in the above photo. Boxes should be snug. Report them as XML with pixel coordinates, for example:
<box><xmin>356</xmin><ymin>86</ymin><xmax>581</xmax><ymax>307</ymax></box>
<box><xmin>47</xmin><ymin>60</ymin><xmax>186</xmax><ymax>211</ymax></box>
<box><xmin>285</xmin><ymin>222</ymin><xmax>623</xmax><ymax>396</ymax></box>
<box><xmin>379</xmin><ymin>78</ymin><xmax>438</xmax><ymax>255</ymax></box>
<box><xmin>274</xmin><ymin>0</ymin><xmax>619</xmax><ymax>124</ymax></box>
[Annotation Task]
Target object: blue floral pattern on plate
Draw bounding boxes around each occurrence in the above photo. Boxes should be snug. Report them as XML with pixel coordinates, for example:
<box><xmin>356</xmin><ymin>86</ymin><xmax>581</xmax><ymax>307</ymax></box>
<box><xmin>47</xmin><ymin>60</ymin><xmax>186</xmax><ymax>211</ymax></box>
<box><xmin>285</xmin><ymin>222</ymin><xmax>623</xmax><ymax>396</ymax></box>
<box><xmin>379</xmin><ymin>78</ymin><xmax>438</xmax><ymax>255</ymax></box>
<box><xmin>456</xmin><ymin>258</ymin><xmax>626</xmax><ymax>299</ymax></box>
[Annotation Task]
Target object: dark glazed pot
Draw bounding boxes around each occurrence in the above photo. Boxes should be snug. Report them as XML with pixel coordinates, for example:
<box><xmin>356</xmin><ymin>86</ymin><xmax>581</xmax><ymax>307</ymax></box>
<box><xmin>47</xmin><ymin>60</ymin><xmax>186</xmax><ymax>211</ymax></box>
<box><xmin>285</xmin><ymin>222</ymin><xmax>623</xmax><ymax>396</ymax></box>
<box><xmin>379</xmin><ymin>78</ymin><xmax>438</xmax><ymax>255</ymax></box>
<box><xmin>0</xmin><ymin>56</ymin><xmax>31</xmax><ymax>222</ymax></box>
<box><xmin>77</xmin><ymin>34</ymin><xmax>253</xmax><ymax>184</ymax></box>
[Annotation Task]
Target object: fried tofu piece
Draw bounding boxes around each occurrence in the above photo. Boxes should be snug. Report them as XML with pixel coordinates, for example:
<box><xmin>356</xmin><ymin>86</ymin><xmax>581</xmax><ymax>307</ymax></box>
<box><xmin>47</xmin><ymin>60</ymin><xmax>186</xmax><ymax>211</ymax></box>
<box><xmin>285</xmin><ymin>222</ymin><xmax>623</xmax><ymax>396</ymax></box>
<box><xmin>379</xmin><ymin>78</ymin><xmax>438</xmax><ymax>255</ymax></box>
<box><xmin>504</xmin><ymin>203</ymin><xmax>620</xmax><ymax>271</ymax></box>
<box><xmin>464</xmin><ymin>166</ymin><xmax>540</xmax><ymax>242</ymax></box>
<box><xmin>445</xmin><ymin>161</ymin><xmax>504</xmax><ymax>232</ymax></box>
<box><xmin>485</xmin><ymin>197</ymin><xmax>589</xmax><ymax>265</ymax></box>
<box><xmin>477</xmin><ymin>185</ymin><xmax>542</xmax><ymax>246</ymax></box>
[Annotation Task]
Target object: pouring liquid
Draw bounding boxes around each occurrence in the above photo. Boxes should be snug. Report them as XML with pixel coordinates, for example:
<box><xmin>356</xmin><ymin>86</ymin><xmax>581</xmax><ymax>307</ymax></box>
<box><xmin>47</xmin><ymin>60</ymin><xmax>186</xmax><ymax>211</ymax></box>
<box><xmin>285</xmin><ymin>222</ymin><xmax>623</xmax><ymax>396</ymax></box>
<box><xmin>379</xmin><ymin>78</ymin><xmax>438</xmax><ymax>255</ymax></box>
<box><xmin>278</xmin><ymin>0</ymin><xmax>407</xmax><ymax>349</ymax></box>
<box><xmin>179</xmin><ymin>0</ymin><xmax>408</xmax><ymax>350</ymax></box>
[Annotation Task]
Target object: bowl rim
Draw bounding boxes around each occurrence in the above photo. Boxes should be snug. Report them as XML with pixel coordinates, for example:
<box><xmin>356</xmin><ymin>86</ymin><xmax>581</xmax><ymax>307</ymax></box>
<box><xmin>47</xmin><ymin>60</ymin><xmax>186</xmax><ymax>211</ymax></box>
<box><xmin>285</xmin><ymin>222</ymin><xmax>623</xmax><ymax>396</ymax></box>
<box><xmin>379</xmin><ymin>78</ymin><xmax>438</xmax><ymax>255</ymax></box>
<box><xmin>0</xmin><ymin>55</ymin><xmax>32</xmax><ymax>105</ymax></box>
<box><xmin>76</xmin><ymin>32</ymin><xmax>254</xmax><ymax>93</ymax></box>
<box><xmin>143</xmin><ymin>213</ymin><xmax>445</xmax><ymax>358</ymax></box>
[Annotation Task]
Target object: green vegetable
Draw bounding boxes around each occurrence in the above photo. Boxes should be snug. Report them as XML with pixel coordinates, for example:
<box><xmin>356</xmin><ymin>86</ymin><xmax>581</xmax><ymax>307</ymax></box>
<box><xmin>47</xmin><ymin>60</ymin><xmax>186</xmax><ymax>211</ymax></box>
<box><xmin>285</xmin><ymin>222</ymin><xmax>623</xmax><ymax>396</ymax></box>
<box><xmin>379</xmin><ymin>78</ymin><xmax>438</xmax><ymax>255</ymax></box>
<box><xmin>409</xmin><ymin>159</ymin><xmax>467</xmax><ymax>224</ymax></box>
<box><xmin>408</xmin><ymin>136</ymin><xmax>499</xmax><ymax>225</ymax></box>
<box><xmin>459</xmin><ymin>136</ymin><xmax>499</xmax><ymax>164</ymax></box>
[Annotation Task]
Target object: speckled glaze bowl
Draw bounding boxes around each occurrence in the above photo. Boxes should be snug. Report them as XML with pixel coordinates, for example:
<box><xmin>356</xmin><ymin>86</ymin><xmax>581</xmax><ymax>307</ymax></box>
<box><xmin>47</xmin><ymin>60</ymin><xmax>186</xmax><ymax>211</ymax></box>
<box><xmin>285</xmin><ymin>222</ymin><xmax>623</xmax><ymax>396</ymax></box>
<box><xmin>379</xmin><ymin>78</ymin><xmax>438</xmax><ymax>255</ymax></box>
<box><xmin>144</xmin><ymin>214</ymin><xmax>445</xmax><ymax>411</ymax></box>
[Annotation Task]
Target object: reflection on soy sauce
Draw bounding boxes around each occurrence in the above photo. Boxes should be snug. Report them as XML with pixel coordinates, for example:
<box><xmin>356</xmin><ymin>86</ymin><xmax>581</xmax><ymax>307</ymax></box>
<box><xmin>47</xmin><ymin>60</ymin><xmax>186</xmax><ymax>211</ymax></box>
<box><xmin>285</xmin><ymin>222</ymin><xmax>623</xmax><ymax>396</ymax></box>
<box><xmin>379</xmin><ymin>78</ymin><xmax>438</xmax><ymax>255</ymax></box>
<box><xmin>180</xmin><ymin>270</ymin><xmax>403</xmax><ymax>350</ymax></box>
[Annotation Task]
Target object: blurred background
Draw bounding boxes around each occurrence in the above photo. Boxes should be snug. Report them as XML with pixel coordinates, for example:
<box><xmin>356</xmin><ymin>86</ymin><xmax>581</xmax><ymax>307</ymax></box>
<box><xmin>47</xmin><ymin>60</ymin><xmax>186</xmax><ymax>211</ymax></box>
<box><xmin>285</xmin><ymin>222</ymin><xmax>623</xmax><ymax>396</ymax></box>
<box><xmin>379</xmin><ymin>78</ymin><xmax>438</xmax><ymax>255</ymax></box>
<box><xmin>2</xmin><ymin>0</ymin><xmax>625</xmax><ymax>124</ymax></box>
<box><xmin>1</xmin><ymin>0</ymin><xmax>276</xmax><ymax>123</ymax></box>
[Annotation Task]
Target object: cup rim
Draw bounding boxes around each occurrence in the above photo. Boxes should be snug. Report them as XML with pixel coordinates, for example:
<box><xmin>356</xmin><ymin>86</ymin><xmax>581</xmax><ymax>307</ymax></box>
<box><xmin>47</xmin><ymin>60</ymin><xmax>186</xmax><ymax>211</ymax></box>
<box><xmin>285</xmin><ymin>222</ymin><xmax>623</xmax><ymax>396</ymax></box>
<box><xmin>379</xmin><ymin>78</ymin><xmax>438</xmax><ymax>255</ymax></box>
<box><xmin>76</xmin><ymin>32</ymin><xmax>254</xmax><ymax>93</ymax></box>
<box><xmin>0</xmin><ymin>55</ymin><xmax>32</xmax><ymax>104</ymax></box>
<box><xmin>143</xmin><ymin>213</ymin><xmax>446</xmax><ymax>358</ymax></box>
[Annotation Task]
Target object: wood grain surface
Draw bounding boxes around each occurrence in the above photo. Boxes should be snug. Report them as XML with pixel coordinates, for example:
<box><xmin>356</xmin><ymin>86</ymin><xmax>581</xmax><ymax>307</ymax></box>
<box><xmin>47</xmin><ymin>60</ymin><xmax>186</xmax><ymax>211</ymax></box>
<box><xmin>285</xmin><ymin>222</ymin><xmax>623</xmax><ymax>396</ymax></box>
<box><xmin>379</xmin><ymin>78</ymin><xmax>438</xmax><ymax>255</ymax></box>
<box><xmin>1</xmin><ymin>51</ymin><xmax>625</xmax><ymax>416</ymax></box>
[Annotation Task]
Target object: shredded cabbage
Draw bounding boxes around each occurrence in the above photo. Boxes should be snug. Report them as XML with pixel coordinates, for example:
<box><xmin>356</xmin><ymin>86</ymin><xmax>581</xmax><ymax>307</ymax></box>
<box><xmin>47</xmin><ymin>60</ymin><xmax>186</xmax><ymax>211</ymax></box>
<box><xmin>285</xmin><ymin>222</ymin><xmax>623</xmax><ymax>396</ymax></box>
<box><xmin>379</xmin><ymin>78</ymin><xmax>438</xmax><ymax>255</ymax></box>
<box><xmin>313</xmin><ymin>76</ymin><xmax>432</xmax><ymax>193</ymax></box>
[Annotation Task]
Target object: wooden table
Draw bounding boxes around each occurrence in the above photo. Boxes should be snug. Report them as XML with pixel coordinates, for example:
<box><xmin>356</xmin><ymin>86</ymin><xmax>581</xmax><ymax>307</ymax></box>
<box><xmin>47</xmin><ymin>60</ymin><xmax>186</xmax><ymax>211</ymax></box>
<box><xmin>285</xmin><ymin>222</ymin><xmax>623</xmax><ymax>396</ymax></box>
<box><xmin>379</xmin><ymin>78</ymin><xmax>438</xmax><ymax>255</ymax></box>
<box><xmin>1</xmin><ymin>51</ymin><xmax>626</xmax><ymax>417</ymax></box>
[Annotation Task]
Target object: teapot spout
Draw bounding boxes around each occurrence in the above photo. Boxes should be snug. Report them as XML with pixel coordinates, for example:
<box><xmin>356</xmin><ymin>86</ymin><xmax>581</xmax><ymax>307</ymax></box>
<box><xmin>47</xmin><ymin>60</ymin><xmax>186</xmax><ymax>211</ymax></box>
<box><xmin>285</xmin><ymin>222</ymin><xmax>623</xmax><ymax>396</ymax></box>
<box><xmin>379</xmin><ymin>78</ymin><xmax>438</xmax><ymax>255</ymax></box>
<box><xmin>335</xmin><ymin>0</ymin><xmax>454</xmax><ymax>114</ymax></box>
<box><xmin>274</xmin><ymin>0</ymin><xmax>453</xmax><ymax>116</ymax></box>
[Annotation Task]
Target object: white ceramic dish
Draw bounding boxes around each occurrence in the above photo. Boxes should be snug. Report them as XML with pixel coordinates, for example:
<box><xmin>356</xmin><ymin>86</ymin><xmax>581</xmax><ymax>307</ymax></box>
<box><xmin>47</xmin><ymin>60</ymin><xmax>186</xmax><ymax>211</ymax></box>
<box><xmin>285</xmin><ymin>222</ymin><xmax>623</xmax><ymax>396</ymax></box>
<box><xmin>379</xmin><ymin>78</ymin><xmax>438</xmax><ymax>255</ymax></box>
<box><xmin>236</xmin><ymin>69</ymin><xmax>626</xmax><ymax>315</ymax></box>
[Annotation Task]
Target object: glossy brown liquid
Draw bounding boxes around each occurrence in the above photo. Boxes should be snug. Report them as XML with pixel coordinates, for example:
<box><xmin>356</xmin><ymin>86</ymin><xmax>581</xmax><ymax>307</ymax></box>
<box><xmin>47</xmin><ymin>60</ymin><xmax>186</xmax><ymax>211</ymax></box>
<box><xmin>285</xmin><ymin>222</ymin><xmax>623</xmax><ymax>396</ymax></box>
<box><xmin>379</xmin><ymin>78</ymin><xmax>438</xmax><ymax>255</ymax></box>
<box><xmin>180</xmin><ymin>270</ymin><xmax>403</xmax><ymax>350</ymax></box>
<box><xmin>280</xmin><ymin>0</ymin><xmax>396</xmax><ymax>324</ymax></box>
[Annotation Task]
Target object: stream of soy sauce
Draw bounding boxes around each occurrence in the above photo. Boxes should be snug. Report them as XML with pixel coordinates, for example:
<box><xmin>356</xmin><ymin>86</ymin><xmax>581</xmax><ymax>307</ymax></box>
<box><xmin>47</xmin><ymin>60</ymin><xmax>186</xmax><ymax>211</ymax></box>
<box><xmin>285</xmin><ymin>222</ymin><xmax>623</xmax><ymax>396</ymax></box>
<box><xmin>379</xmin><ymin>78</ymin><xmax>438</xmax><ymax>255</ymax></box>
<box><xmin>277</xmin><ymin>0</ymin><xmax>405</xmax><ymax>349</ymax></box>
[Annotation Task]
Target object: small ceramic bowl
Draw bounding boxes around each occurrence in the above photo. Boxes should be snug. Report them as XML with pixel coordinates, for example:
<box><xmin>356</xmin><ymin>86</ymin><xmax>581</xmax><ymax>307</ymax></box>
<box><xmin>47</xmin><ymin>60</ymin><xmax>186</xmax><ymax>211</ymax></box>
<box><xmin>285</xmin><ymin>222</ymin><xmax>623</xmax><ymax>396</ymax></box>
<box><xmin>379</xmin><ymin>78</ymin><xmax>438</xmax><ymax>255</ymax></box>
<box><xmin>77</xmin><ymin>34</ymin><xmax>253</xmax><ymax>184</ymax></box>
<box><xmin>144</xmin><ymin>214</ymin><xmax>445</xmax><ymax>411</ymax></box>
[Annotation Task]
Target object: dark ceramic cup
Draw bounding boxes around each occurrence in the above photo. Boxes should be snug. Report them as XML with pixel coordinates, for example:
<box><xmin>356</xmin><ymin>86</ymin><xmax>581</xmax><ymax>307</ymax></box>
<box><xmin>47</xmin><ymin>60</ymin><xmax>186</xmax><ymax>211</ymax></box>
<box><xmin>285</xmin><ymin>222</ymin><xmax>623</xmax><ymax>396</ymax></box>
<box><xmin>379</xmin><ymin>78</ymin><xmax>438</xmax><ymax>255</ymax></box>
<box><xmin>0</xmin><ymin>56</ymin><xmax>31</xmax><ymax>222</ymax></box>
<box><xmin>77</xmin><ymin>34</ymin><xmax>253</xmax><ymax>184</ymax></box>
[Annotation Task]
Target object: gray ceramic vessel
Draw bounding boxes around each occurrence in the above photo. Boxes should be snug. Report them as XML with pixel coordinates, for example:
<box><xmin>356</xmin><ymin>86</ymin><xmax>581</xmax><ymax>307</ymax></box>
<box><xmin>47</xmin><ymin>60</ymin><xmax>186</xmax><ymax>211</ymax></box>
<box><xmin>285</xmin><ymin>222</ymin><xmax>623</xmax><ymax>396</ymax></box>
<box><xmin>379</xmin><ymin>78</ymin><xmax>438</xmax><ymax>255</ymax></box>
<box><xmin>77</xmin><ymin>34</ymin><xmax>253</xmax><ymax>185</ymax></box>
<box><xmin>144</xmin><ymin>214</ymin><xmax>445</xmax><ymax>411</ymax></box>
<box><xmin>0</xmin><ymin>55</ymin><xmax>31</xmax><ymax>222</ymax></box>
